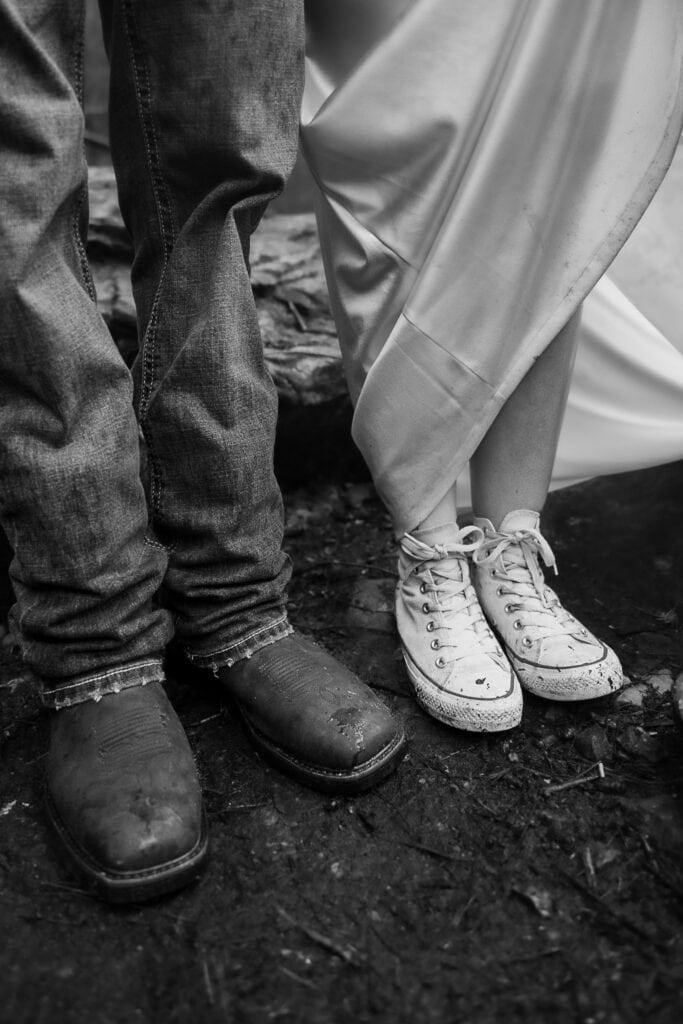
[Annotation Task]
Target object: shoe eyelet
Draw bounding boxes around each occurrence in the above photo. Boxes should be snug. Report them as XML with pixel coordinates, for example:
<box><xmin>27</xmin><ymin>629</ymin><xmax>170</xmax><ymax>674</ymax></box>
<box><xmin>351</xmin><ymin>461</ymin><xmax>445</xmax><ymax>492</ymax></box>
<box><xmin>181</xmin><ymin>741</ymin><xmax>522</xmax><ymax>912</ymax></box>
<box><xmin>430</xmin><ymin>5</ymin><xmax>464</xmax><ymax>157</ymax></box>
<box><xmin>496</xmin><ymin>586</ymin><xmax>505</xmax><ymax>597</ymax></box>
<box><xmin>426</xmin><ymin>621</ymin><xmax>435</xmax><ymax>632</ymax></box>
<box><xmin>419</xmin><ymin>582</ymin><xmax>427</xmax><ymax>594</ymax></box>
<box><xmin>422</xmin><ymin>602</ymin><xmax>430</xmax><ymax>614</ymax></box>
<box><xmin>513</xmin><ymin>619</ymin><xmax>523</xmax><ymax>631</ymax></box>
<box><xmin>580</xmin><ymin>628</ymin><xmax>588</xmax><ymax>636</ymax></box>
<box><xmin>490</xmin><ymin>569</ymin><xmax>497</xmax><ymax>578</ymax></box>
<box><xmin>522</xmin><ymin>636</ymin><xmax>533</xmax><ymax>648</ymax></box>
<box><xmin>435</xmin><ymin>656</ymin><xmax>446</xmax><ymax>668</ymax></box>
<box><xmin>504</xmin><ymin>603</ymin><xmax>515</xmax><ymax>615</ymax></box>
<box><xmin>430</xmin><ymin>638</ymin><xmax>440</xmax><ymax>650</ymax></box>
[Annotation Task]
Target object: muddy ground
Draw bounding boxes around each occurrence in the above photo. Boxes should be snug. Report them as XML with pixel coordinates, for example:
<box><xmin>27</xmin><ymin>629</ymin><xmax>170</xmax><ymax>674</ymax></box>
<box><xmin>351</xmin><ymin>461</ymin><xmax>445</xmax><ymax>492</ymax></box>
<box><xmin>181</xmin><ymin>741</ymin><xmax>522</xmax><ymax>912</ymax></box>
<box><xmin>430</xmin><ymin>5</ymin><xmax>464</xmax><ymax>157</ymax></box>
<box><xmin>1</xmin><ymin>456</ymin><xmax>682</xmax><ymax>1024</ymax></box>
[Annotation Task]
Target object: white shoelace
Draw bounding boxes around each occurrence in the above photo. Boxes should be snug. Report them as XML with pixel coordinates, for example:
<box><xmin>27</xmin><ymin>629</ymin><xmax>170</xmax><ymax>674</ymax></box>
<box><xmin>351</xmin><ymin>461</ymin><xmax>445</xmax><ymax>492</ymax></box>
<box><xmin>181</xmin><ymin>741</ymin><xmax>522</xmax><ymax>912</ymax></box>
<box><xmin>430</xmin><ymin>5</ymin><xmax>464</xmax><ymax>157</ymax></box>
<box><xmin>399</xmin><ymin>528</ymin><xmax>502</xmax><ymax>665</ymax></box>
<box><xmin>473</xmin><ymin>527</ymin><xmax>580</xmax><ymax>640</ymax></box>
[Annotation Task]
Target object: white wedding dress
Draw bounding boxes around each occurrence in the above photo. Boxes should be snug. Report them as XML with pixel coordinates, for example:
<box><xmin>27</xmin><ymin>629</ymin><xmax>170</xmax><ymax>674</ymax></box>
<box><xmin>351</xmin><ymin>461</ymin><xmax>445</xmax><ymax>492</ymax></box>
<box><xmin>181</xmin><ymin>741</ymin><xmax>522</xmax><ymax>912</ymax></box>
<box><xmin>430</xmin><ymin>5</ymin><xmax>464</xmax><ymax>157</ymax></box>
<box><xmin>301</xmin><ymin>0</ymin><xmax>683</xmax><ymax>527</ymax></box>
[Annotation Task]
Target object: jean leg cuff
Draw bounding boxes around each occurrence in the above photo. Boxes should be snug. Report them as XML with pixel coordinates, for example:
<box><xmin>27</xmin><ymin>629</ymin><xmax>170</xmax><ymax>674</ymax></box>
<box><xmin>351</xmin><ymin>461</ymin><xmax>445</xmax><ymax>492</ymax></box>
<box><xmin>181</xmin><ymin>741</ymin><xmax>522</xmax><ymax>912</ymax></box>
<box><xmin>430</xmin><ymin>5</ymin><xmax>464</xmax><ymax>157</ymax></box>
<box><xmin>183</xmin><ymin>614</ymin><xmax>294</xmax><ymax>674</ymax></box>
<box><xmin>39</xmin><ymin>658</ymin><xmax>165</xmax><ymax>710</ymax></box>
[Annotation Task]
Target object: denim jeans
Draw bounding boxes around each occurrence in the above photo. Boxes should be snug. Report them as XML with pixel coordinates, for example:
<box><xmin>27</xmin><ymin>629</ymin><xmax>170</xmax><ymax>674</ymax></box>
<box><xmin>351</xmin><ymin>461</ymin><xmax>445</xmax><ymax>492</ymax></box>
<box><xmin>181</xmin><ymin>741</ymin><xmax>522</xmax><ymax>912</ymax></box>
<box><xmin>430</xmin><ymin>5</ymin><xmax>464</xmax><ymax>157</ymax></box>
<box><xmin>0</xmin><ymin>0</ymin><xmax>303</xmax><ymax>707</ymax></box>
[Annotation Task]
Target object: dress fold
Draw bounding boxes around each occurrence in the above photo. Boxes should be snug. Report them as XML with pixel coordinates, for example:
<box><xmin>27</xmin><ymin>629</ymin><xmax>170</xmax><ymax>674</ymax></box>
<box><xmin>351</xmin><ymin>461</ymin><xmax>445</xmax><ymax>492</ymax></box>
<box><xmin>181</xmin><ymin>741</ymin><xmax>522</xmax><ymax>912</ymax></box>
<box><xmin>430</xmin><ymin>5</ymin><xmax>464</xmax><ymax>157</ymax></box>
<box><xmin>302</xmin><ymin>0</ymin><xmax>683</xmax><ymax>530</ymax></box>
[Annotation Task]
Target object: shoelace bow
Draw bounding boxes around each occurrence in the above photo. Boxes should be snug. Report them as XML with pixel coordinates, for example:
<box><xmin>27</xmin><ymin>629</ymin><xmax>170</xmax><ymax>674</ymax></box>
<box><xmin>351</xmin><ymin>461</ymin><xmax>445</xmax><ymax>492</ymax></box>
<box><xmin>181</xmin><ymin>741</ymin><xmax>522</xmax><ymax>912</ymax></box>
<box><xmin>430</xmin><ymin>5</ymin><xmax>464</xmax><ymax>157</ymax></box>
<box><xmin>474</xmin><ymin>527</ymin><xmax>579</xmax><ymax>639</ymax></box>
<box><xmin>400</xmin><ymin>528</ymin><xmax>501</xmax><ymax>664</ymax></box>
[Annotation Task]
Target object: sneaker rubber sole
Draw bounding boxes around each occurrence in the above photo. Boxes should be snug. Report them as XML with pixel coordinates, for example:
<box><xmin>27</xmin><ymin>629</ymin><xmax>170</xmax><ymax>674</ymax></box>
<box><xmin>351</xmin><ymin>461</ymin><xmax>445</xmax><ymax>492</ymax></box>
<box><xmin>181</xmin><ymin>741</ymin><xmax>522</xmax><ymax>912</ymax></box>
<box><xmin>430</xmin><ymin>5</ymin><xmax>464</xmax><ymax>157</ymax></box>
<box><xmin>498</xmin><ymin>639</ymin><xmax>623</xmax><ymax>702</ymax></box>
<box><xmin>401</xmin><ymin>649</ymin><xmax>523</xmax><ymax>732</ymax></box>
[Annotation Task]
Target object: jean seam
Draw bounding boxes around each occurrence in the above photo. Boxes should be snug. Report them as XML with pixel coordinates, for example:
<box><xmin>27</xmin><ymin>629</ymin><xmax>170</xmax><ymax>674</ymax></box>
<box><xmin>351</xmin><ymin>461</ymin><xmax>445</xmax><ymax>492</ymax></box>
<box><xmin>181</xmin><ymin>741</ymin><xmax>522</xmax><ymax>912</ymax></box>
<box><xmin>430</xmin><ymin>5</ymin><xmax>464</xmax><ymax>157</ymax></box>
<box><xmin>69</xmin><ymin>10</ymin><xmax>95</xmax><ymax>303</ymax></box>
<box><xmin>120</xmin><ymin>0</ymin><xmax>176</xmax><ymax>524</ymax></box>
<box><xmin>14</xmin><ymin>575</ymin><xmax>39</xmax><ymax>657</ymax></box>
<box><xmin>72</xmin><ymin>183</ymin><xmax>96</xmax><ymax>302</ymax></box>
<box><xmin>143</xmin><ymin>534</ymin><xmax>173</xmax><ymax>553</ymax></box>
<box><xmin>120</xmin><ymin>1</ymin><xmax>176</xmax><ymax>263</ymax></box>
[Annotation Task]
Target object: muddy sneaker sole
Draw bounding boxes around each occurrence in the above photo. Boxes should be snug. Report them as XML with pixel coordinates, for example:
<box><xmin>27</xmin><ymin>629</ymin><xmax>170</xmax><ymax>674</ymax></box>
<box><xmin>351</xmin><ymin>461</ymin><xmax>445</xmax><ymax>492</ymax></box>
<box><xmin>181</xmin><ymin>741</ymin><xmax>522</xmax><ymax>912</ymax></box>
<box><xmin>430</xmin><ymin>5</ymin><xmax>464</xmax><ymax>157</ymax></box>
<box><xmin>503</xmin><ymin>641</ymin><xmax>623</xmax><ymax>702</ymax></box>
<box><xmin>402</xmin><ymin>650</ymin><xmax>523</xmax><ymax>732</ymax></box>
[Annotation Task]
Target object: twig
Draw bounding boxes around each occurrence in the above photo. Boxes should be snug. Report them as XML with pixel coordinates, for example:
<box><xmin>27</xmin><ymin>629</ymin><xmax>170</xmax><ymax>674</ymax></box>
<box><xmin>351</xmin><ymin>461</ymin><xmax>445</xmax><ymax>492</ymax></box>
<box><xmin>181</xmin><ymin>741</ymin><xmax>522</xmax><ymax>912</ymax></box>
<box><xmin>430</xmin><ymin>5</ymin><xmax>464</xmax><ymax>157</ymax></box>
<box><xmin>274</xmin><ymin>346</ymin><xmax>336</xmax><ymax>359</ymax></box>
<box><xmin>84</xmin><ymin>130</ymin><xmax>110</xmax><ymax>150</ymax></box>
<box><xmin>501</xmin><ymin>946</ymin><xmax>562</xmax><ymax>965</ymax></box>
<box><xmin>0</xmin><ymin>674</ymin><xmax>31</xmax><ymax>690</ymax></box>
<box><xmin>302</xmin><ymin>326</ymin><xmax>338</xmax><ymax>337</ymax></box>
<box><xmin>209</xmin><ymin>801</ymin><xmax>269</xmax><ymax>819</ymax></box>
<box><xmin>582</xmin><ymin>845</ymin><xmax>597</xmax><ymax>889</ymax></box>
<box><xmin>544</xmin><ymin>761</ymin><xmax>605</xmax><ymax>794</ymax></box>
<box><xmin>401</xmin><ymin>839</ymin><xmax>460</xmax><ymax>863</ymax></box>
<box><xmin>186</xmin><ymin>711</ymin><xmax>223</xmax><ymax>729</ymax></box>
<box><xmin>287</xmin><ymin>300</ymin><xmax>308</xmax><ymax>332</ymax></box>
<box><xmin>278</xmin><ymin>264</ymin><xmax>320</xmax><ymax>285</ymax></box>
<box><xmin>277</xmin><ymin>907</ymin><xmax>359</xmax><ymax>966</ymax></box>
<box><xmin>368</xmin><ymin>920</ymin><xmax>401</xmax><ymax>960</ymax></box>
<box><xmin>279</xmin><ymin>966</ymin><xmax>318</xmax><ymax>990</ymax></box>
<box><xmin>354</xmin><ymin>808</ymin><xmax>377</xmax><ymax>833</ymax></box>
<box><xmin>39</xmin><ymin>880</ymin><xmax>94</xmax><ymax>900</ymax></box>
<box><xmin>202</xmin><ymin>959</ymin><xmax>214</xmax><ymax>1006</ymax></box>
<box><xmin>470</xmin><ymin>795</ymin><xmax>509</xmax><ymax>824</ymax></box>
<box><xmin>451</xmin><ymin>894</ymin><xmax>476</xmax><ymax>929</ymax></box>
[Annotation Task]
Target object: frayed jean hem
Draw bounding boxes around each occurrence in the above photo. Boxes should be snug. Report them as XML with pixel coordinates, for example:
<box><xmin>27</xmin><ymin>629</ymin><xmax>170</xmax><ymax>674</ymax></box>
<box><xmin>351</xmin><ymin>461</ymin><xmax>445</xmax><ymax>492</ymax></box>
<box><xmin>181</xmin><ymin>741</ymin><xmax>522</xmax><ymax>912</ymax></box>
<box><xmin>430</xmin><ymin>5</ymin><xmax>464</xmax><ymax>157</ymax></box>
<box><xmin>183</xmin><ymin>614</ymin><xmax>293</xmax><ymax>675</ymax></box>
<box><xmin>40</xmin><ymin>658</ymin><xmax>165</xmax><ymax>710</ymax></box>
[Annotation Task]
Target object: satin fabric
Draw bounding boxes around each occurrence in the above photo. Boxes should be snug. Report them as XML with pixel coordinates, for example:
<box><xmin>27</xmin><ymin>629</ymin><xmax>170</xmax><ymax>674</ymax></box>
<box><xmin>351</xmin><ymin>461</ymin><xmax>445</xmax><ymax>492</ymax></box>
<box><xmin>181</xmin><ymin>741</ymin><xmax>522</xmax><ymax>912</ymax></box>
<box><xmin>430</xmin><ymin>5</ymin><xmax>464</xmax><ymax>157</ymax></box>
<box><xmin>301</xmin><ymin>0</ymin><xmax>683</xmax><ymax>529</ymax></box>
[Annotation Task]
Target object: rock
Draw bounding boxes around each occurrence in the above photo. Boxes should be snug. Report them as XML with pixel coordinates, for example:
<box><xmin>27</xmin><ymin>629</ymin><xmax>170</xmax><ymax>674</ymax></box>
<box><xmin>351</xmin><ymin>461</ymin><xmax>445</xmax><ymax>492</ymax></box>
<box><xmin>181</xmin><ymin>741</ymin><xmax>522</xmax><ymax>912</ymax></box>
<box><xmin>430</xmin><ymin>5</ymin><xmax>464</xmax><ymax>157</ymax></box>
<box><xmin>618</xmin><ymin>724</ymin><xmax>674</xmax><ymax>763</ymax></box>
<box><xmin>574</xmin><ymin>724</ymin><xmax>612</xmax><ymax>762</ymax></box>
<box><xmin>347</xmin><ymin>578</ymin><xmax>396</xmax><ymax>634</ymax></box>
<box><xmin>647</xmin><ymin>669</ymin><xmax>674</xmax><ymax>695</ymax></box>
<box><xmin>344</xmin><ymin>483</ymin><xmax>376</xmax><ymax>510</ymax></box>
<box><xmin>512</xmin><ymin>883</ymin><xmax>554</xmax><ymax>918</ymax></box>
<box><xmin>614</xmin><ymin>684</ymin><xmax>647</xmax><ymax>708</ymax></box>
<box><xmin>283</xmin><ymin>505</ymin><xmax>317</xmax><ymax>538</ymax></box>
<box><xmin>589</xmin><ymin>841</ymin><xmax>620</xmax><ymax>870</ymax></box>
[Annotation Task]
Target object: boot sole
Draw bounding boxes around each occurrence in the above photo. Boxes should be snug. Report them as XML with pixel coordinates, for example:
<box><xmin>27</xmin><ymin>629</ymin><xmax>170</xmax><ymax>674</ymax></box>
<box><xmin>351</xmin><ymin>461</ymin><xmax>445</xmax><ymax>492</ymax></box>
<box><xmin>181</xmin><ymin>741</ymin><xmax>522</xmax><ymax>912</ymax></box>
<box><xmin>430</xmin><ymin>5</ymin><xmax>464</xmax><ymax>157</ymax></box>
<box><xmin>45</xmin><ymin>789</ymin><xmax>209</xmax><ymax>904</ymax></box>
<box><xmin>237</xmin><ymin>707</ymin><xmax>408</xmax><ymax>794</ymax></box>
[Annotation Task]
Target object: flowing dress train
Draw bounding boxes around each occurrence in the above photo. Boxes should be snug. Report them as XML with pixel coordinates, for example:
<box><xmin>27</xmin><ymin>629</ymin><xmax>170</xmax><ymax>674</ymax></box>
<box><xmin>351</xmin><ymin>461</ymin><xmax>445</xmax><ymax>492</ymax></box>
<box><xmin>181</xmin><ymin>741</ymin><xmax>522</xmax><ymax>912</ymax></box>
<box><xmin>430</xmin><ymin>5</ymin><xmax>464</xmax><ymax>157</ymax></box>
<box><xmin>301</xmin><ymin>0</ymin><xmax>683</xmax><ymax>528</ymax></box>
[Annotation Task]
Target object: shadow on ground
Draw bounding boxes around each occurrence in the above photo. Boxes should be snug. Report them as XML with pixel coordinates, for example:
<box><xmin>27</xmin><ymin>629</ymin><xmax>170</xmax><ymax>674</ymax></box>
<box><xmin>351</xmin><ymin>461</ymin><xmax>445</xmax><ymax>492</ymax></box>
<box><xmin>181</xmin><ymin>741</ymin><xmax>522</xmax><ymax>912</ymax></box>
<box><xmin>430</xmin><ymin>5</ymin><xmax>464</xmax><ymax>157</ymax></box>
<box><xmin>1</xmin><ymin>462</ymin><xmax>682</xmax><ymax>1024</ymax></box>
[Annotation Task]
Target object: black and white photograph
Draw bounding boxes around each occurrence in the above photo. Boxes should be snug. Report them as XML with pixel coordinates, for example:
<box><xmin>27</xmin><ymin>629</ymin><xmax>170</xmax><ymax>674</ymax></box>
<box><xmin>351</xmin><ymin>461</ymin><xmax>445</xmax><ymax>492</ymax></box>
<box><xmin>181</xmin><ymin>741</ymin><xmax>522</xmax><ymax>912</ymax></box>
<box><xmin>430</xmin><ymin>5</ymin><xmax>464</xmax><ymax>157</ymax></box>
<box><xmin>1</xmin><ymin>1</ymin><xmax>683</xmax><ymax>1021</ymax></box>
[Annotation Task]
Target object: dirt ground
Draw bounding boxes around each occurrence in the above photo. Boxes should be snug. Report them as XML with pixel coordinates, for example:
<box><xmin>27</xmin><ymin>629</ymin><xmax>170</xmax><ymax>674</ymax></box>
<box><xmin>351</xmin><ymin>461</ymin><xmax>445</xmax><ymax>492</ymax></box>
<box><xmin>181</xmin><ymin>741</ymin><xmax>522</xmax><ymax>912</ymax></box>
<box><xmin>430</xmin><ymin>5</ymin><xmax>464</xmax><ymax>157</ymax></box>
<box><xmin>1</xmin><ymin>457</ymin><xmax>682</xmax><ymax>1024</ymax></box>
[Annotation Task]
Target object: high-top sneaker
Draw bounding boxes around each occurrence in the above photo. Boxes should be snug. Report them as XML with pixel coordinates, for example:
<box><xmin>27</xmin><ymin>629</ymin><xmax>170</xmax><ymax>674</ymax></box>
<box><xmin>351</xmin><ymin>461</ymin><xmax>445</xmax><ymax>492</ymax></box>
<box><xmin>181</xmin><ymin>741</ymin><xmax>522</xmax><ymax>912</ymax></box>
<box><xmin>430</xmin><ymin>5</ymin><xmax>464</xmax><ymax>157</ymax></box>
<box><xmin>472</xmin><ymin>510</ymin><xmax>623</xmax><ymax>700</ymax></box>
<box><xmin>396</xmin><ymin>524</ymin><xmax>522</xmax><ymax>732</ymax></box>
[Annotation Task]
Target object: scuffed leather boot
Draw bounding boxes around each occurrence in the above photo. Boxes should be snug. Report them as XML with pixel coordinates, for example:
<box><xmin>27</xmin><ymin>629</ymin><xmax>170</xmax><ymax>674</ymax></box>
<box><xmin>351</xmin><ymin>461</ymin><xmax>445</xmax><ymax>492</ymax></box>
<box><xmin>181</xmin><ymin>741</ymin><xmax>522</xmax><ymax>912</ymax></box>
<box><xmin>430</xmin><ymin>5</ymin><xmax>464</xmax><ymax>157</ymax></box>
<box><xmin>46</xmin><ymin>681</ymin><xmax>208</xmax><ymax>903</ymax></box>
<box><xmin>219</xmin><ymin>633</ymin><xmax>407</xmax><ymax>793</ymax></box>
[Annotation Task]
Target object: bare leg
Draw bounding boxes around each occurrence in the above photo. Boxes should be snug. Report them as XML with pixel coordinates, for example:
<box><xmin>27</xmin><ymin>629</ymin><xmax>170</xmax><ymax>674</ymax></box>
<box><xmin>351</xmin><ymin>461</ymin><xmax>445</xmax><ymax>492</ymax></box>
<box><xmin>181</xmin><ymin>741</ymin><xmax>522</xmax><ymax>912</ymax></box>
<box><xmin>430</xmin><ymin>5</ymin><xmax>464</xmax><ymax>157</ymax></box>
<box><xmin>414</xmin><ymin>483</ymin><xmax>459</xmax><ymax>533</ymax></box>
<box><xmin>470</xmin><ymin>308</ymin><xmax>581</xmax><ymax>527</ymax></box>
<box><xmin>468</xmin><ymin>304</ymin><xmax>623</xmax><ymax>702</ymax></box>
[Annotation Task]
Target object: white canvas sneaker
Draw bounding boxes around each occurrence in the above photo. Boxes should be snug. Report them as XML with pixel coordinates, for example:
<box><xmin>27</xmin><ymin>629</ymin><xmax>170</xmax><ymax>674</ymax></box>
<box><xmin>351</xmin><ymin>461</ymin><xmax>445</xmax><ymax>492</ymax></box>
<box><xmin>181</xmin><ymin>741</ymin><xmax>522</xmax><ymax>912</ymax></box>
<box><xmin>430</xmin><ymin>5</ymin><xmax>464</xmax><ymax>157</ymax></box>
<box><xmin>396</xmin><ymin>525</ymin><xmax>522</xmax><ymax>732</ymax></box>
<box><xmin>472</xmin><ymin>510</ymin><xmax>623</xmax><ymax>701</ymax></box>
